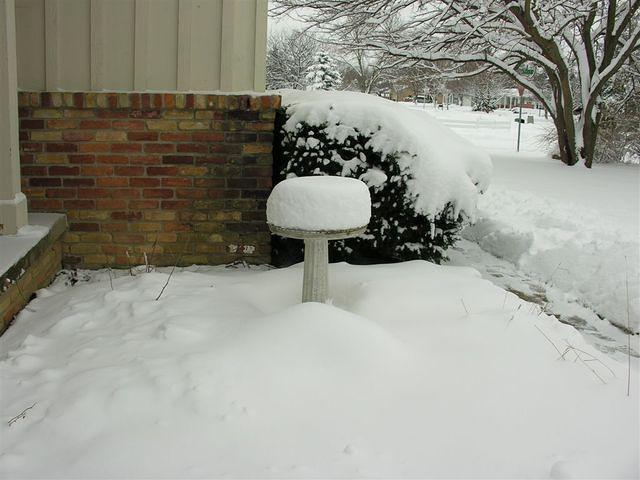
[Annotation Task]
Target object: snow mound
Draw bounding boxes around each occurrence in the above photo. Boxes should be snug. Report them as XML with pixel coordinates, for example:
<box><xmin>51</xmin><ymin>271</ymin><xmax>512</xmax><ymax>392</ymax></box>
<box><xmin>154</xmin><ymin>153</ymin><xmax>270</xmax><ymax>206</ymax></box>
<box><xmin>0</xmin><ymin>263</ymin><xmax>637</xmax><ymax>478</ymax></box>
<box><xmin>279</xmin><ymin>90</ymin><xmax>493</xmax><ymax>219</ymax></box>
<box><xmin>267</xmin><ymin>176</ymin><xmax>371</xmax><ymax>231</ymax></box>
<box><xmin>468</xmin><ymin>184</ymin><xmax>640</xmax><ymax>333</ymax></box>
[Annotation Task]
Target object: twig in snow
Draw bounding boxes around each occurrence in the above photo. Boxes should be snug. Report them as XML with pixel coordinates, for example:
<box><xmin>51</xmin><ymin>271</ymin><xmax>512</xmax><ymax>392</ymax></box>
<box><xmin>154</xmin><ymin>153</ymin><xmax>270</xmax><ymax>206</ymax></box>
<box><xmin>143</xmin><ymin>252</ymin><xmax>149</xmax><ymax>273</ymax></box>
<box><xmin>148</xmin><ymin>235</ymin><xmax>159</xmax><ymax>273</ymax></box>
<box><xmin>502</xmin><ymin>292</ymin><xmax>508</xmax><ymax>309</ymax></box>
<box><xmin>125</xmin><ymin>250</ymin><xmax>134</xmax><ymax>276</ymax></box>
<box><xmin>155</xmin><ymin>248</ymin><xmax>185</xmax><ymax>301</ymax></box>
<box><xmin>8</xmin><ymin>403</ymin><xmax>36</xmax><ymax>426</ymax></box>
<box><xmin>460</xmin><ymin>298</ymin><xmax>469</xmax><ymax>316</ymax></box>
<box><xmin>505</xmin><ymin>304</ymin><xmax>522</xmax><ymax>329</ymax></box>
<box><xmin>625</xmin><ymin>256</ymin><xmax>631</xmax><ymax>397</ymax></box>
<box><xmin>107</xmin><ymin>267</ymin><xmax>113</xmax><ymax>291</ymax></box>
<box><xmin>559</xmin><ymin>341</ymin><xmax>615</xmax><ymax>385</ymax></box>
<box><xmin>534</xmin><ymin>325</ymin><xmax>563</xmax><ymax>357</ymax></box>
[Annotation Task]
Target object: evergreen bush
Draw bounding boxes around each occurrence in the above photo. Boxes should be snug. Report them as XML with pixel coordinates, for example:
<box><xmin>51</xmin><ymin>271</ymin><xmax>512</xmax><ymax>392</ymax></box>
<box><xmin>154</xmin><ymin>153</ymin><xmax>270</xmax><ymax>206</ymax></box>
<box><xmin>272</xmin><ymin>107</ymin><xmax>465</xmax><ymax>266</ymax></box>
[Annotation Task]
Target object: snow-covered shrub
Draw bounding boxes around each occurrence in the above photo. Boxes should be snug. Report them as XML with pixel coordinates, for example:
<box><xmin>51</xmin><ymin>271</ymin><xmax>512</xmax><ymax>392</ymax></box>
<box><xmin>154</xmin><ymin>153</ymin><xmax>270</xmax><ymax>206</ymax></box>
<box><xmin>305</xmin><ymin>51</ymin><xmax>342</xmax><ymax>91</ymax></box>
<box><xmin>272</xmin><ymin>90</ymin><xmax>492</xmax><ymax>265</ymax></box>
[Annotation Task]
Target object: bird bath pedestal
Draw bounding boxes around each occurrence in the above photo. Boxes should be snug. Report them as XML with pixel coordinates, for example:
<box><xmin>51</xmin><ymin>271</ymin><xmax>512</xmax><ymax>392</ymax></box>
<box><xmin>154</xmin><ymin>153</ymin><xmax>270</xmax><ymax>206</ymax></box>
<box><xmin>266</xmin><ymin>176</ymin><xmax>371</xmax><ymax>304</ymax></box>
<box><xmin>268</xmin><ymin>225</ymin><xmax>367</xmax><ymax>303</ymax></box>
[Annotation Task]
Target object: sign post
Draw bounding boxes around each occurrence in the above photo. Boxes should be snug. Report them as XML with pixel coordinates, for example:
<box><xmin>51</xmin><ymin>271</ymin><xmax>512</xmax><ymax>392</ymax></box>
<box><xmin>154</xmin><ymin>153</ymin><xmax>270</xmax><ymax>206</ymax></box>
<box><xmin>516</xmin><ymin>85</ymin><xmax>525</xmax><ymax>152</ymax></box>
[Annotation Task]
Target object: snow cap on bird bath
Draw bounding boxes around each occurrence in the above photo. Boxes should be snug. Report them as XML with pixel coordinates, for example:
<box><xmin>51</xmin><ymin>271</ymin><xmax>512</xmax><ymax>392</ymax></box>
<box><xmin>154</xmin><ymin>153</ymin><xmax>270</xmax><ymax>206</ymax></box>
<box><xmin>267</xmin><ymin>176</ymin><xmax>371</xmax><ymax>303</ymax></box>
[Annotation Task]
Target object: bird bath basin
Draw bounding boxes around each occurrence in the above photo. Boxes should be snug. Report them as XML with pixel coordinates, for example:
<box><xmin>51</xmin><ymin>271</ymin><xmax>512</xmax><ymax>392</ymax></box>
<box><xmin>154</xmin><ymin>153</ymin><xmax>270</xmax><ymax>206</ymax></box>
<box><xmin>266</xmin><ymin>176</ymin><xmax>371</xmax><ymax>303</ymax></box>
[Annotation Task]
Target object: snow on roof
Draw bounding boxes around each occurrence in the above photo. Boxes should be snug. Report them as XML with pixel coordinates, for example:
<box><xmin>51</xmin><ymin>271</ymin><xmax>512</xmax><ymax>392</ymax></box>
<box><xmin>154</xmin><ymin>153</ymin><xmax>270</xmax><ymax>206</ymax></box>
<box><xmin>278</xmin><ymin>90</ymin><xmax>492</xmax><ymax>220</ymax></box>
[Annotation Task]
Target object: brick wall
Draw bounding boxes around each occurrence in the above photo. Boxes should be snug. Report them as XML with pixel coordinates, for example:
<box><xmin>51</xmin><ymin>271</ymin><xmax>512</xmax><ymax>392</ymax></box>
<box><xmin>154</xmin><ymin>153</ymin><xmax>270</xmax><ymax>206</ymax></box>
<box><xmin>18</xmin><ymin>92</ymin><xmax>279</xmax><ymax>268</ymax></box>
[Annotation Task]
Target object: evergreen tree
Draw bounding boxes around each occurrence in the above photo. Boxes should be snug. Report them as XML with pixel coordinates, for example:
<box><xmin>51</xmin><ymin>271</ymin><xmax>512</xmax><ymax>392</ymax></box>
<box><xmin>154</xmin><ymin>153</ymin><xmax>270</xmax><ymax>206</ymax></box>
<box><xmin>305</xmin><ymin>51</ymin><xmax>342</xmax><ymax>90</ymax></box>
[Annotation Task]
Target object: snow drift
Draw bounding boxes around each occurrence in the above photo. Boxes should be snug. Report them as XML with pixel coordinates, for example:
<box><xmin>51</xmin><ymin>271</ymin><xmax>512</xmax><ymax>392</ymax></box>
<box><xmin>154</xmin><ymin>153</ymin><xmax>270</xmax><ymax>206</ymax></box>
<box><xmin>0</xmin><ymin>262</ymin><xmax>637</xmax><ymax>478</ymax></box>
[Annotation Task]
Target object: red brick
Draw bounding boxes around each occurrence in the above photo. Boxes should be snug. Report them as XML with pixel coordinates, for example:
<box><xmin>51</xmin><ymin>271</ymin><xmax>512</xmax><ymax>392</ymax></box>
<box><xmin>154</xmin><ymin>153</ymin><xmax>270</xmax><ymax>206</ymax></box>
<box><xmin>109</xmin><ymin>188</ymin><xmax>140</xmax><ymax>199</ymax></box>
<box><xmin>192</xmin><ymin>132</ymin><xmax>224</xmax><ymax>142</ymax></box>
<box><xmin>78</xmin><ymin>188</ymin><xmax>110</xmax><ymax>198</ymax></box>
<box><xmin>22</xmin><ymin>142</ymin><xmax>43</xmax><ymax>153</ymax></box>
<box><xmin>111</xmin><ymin>143</ymin><xmax>142</xmax><ymax>153</ymax></box>
<box><xmin>129</xmin><ymin>200</ymin><xmax>159</xmax><ymax>209</ymax></box>
<box><xmin>143</xmin><ymin>189</ymin><xmax>174</xmax><ymax>199</ymax></box>
<box><xmin>46</xmin><ymin>188</ymin><xmax>76</xmax><ymax>198</ymax></box>
<box><xmin>107</xmin><ymin>94</ymin><xmax>118</xmax><ymax>109</ymax></box>
<box><xmin>160</xmin><ymin>132</ymin><xmax>192</xmax><ymax>142</ymax></box>
<box><xmin>73</xmin><ymin>93</ymin><xmax>84</xmax><ymax>108</ymax></box>
<box><xmin>49</xmin><ymin>166</ymin><xmax>80</xmax><ymax>175</ymax></box>
<box><xmin>102</xmin><ymin>223</ymin><xmax>128</xmax><ymax>232</ymax></box>
<box><xmin>164</xmin><ymin>94</ymin><xmax>175</xmax><ymax>109</ymax></box>
<box><xmin>176</xmin><ymin>188</ymin><xmax>207</xmax><ymax>199</ymax></box>
<box><xmin>195</xmin><ymin>156</ymin><xmax>225</xmax><ymax>165</ymax></box>
<box><xmin>114</xmin><ymin>166</ymin><xmax>144</xmax><ymax>176</ymax></box>
<box><xmin>69</xmin><ymin>154</ymin><xmax>96</xmax><ymax>164</ymax></box>
<box><xmin>129</xmin><ymin>109</ymin><xmax>161</xmax><ymax>119</ymax></box>
<box><xmin>113</xmin><ymin>233</ymin><xmax>146</xmax><ymax>244</ymax></box>
<box><xmin>244</xmin><ymin>166</ymin><xmax>272</xmax><ymax>177</ymax></box>
<box><xmin>161</xmin><ymin>177</ymin><xmax>192</xmax><ymax>187</ymax></box>
<box><xmin>97</xmin><ymin>155</ymin><xmax>129</xmax><ymax>164</ymax></box>
<box><xmin>97</xmin><ymin>177</ymin><xmax>128</xmax><ymax>187</ymax></box>
<box><xmin>130</xmin><ymin>94</ymin><xmax>141</xmax><ymax>109</ymax></box>
<box><xmin>79</xmin><ymin>143</ymin><xmax>110</xmax><ymax>153</ymax></box>
<box><xmin>21</xmin><ymin>166</ymin><xmax>47</xmax><ymax>176</ymax></box>
<box><xmin>113</xmin><ymin>120</ymin><xmax>145</xmax><ymax>130</ymax></box>
<box><xmin>147</xmin><ymin>166</ymin><xmax>179</xmax><ymax>176</ymax></box>
<box><xmin>30</xmin><ymin>177</ymin><xmax>61</xmax><ymax>187</ymax></box>
<box><xmin>185</xmin><ymin>94</ymin><xmax>195</xmax><ymax>109</ymax></box>
<box><xmin>63</xmin><ymin>178</ymin><xmax>95</xmax><ymax>187</ymax></box>
<box><xmin>46</xmin><ymin>143</ymin><xmax>77</xmax><ymax>153</ymax></box>
<box><xmin>161</xmin><ymin>200</ymin><xmax>191</xmax><ymax>209</ymax></box>
<box><xmin>70</xmin><ymin>222</ymin><xmax>99</xmax><ymax>232</ymax></box>
<box><xmin>30</xmin><ymin>199</ymin><xmax>63</xmax><ymax>210</ymax></box>
<box><xmin>21</xmin><ymin>119</ymin><xmax>45</xmax><ymax>129</ymax></box>
<box><xmin>48</xmin><ymin>119</ymin><xmax>78</xmax><ymax>129</ymax></box>
<box><xmin>96</xmin><ymin>110</ymin><xmax>129</xmax><ymax>119</ymax></box>
<box><xmin>80</xmin><ymin>120</ymin><xmax>110</xmax><ymax>129</ymax></box>
<box><xmin>153</xmin><ymin>94</ymin><xmax>163</xmax><ymax>108</ymax></box>
<box><xmin>63</xmin><ymin>131</ymin><xmax>95</xmax><ymax>142</ymax></box>
<box><xmin>141</xmin><ymin>94</ymin><xmax>151</xmax><ymax>109</ymax></box>
<box><xmin>64</xmin><ymin>199</ymin><xmax>95</xmax><ymax>209</ymax></box>
<box><xmin>130</xmin><ymin>178</ymin><xmax>160</xmax><ymax>187</ymax></box>
<box><xmin>128</xmin><ymin>132</ymin><xmax>158</xmax><ymax>141</ymax></box>
<box><xmin>144</xmin><ymin>143</ymin><xmax>175</xmax><ymax>153</ymax></box>
<box><xmin>177</xmin><ymin>143</ymin><xmax>208</xmax><ymax>153</ymax></box>
<box><xmin>111</xmin><ymin>211</ymin><xmax>143</xmax><ymax>221</ymax></box>
<box><xmin>130</xmin><ymin>155</ymin><xmax>161</xmax><ymax>165</ymax></box>
<box><xmin>97</xmin><ymin>199</ymin><xmax>128</xmax><ymax>210</ymax></box>
<box><xmin>194</xmin><ymin>178</ymin><xmax>225</xmax><ymax>188</ymax></box>
<box><xmin>162</xmin><ymin>155</ymin><xmax>193</xmax><ymax>165</ymax></box>
<box><xmin>81</xmin><ymin>166</ymin><xmax>113</xmax><ymax>176</ymax></box>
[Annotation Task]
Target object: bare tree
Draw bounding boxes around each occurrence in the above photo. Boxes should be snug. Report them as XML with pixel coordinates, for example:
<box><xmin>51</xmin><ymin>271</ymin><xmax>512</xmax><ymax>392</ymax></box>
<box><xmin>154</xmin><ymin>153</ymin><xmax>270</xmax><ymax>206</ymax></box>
<box><xmin>273</xmin><ymin>0</ymin><xmax>640</xmax><ymax>168</ymax></box>
<box><xmin>266</xmin><ymin>29</ymin><xmax>320</xmax><ymax>90</ymax></box>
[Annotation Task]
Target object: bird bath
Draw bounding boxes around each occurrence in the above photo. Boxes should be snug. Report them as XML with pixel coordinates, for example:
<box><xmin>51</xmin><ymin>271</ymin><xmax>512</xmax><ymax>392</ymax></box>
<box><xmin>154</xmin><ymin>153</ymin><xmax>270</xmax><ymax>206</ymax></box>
<box><xmin>266</xmin><ymin>176</ymin><xmax>371</xmax><ymax>303</ymax></box>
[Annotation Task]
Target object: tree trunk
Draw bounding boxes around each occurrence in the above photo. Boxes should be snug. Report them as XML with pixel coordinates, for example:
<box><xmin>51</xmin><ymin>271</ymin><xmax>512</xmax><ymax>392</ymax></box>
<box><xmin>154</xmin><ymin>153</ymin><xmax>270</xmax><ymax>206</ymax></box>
<box><xmin>581</xmin><ymin>115</ymin><xmax>600</xmax><ymax>168</ymax></box>
<box><xmin>553</xmin><ymin>109</ymin><xmax>580</xmax><ymax>166</ymax></box>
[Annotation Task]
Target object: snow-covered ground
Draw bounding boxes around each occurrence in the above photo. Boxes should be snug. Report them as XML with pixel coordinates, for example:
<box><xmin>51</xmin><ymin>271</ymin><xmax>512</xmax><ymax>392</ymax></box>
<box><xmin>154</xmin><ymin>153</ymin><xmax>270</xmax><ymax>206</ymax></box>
<box><xmin>404</xmin><ymin>104</ymin><xmax>640</xmax><ymax>337</ymax></box>
<box><xmin>1</xmin><ymin>263</ymin><xmax>638</xmax><ymax>478</ymax></box>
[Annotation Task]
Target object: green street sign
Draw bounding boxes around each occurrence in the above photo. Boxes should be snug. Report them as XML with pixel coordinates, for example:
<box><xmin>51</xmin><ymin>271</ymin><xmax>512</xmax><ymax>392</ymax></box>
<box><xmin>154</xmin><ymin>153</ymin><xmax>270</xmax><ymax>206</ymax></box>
<box><xmin>521</xmin><ymin>66</ymin><xmax>535</xmax><ymax>77</ymax></box>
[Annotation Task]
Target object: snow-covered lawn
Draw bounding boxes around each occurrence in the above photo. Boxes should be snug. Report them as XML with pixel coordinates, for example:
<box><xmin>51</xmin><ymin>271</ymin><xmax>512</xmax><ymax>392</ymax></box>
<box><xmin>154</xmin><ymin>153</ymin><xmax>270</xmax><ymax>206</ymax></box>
<box><xmin>1</xmin><ymin>263</ymin><xmax>638</xmax><ymax>478</ymax></box>
<box><xmin>404</xmin><ymin>104</ymin><xmax>640</xmax><ymax>336</ymax></box>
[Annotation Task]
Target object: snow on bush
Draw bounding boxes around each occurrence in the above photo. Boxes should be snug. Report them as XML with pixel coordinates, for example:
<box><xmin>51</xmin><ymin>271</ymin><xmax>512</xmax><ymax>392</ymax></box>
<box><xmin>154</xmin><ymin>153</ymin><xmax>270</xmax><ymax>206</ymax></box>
<box><xmin>272</xmin><ymin>90</ymin><xmax>492</xmax><ymax>264</ymax></box>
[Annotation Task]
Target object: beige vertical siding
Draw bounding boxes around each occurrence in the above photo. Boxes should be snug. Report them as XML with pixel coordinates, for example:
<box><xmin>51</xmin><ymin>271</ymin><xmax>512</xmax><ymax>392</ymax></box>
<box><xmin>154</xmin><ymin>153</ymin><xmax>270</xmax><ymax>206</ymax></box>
<box><xmin>14</xmin><ymin>0</ymin><xmax>267</xmax><ymax>92</ymax></box>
